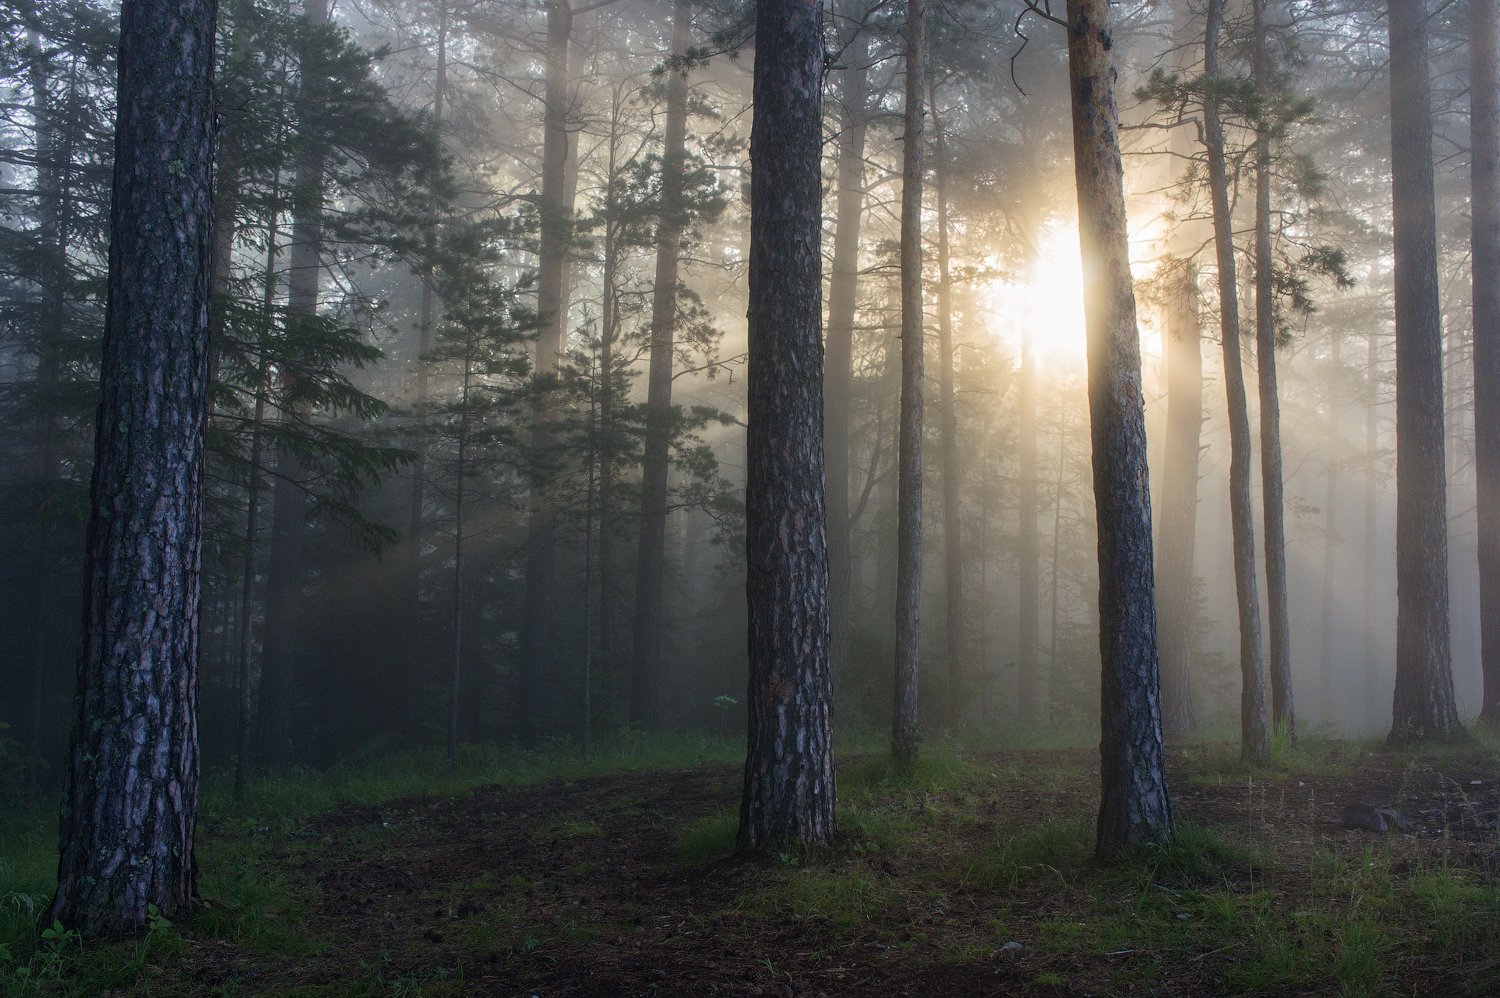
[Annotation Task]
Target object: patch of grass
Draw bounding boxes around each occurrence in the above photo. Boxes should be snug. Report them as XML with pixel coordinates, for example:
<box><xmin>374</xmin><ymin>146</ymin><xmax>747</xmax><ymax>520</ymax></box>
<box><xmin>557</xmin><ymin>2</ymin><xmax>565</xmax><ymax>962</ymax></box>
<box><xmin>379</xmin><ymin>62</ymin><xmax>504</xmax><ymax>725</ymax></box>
<box><xmin>537</xmin><ymin>818</ymin><xmax>601</xmax><ymax>840</ymax></box>
<box><xmin>959</xmin><ymin>817</ymin><xmax>1093</xmax><ymax>888</ymax></box>
<box><xmin>677</xmin><ymin>811</ymin><xmax>738</xmax><ymax>863</ymax></box>
<box><xmin>748</xmin><ymin>869</ymin><xmax>898</xmax><ymax>931</ymax></box>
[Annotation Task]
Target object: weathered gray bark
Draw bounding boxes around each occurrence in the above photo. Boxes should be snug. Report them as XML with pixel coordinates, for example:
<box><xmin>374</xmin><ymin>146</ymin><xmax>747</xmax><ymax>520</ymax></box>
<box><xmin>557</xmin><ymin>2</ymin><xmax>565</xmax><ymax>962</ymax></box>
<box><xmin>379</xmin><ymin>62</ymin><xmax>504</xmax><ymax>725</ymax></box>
<box><xmin>631</xmin><ymin>0</ymin><xmax>692</xmax><ymax>730</ymax></box>
<box><xmin>825</xmin><ymin>16</ymin><xmax>869</xmax><ymax>684</ymax></box>
<box><xmin>1204</xmin><ymin>0</ymin><xmax>1269</xmax><ymax>764</ymax></box>
<box><xmin>738</xmin><ymin>0</ymin><xmax>836</xmax><ymax>854</ymax></box>
<box><xmin>49</xmin><ymin>0</ymin><xmax>216</xmax><ymax>934</ymax></box>
<box><xmin>891</xmin><ymin>0</ymin><xmax>925</xmax><ymax>765</ymax></box>
<box><xmin>1065</xmin><ymin>0</ymin><xmax>1174</xmax><ymax>856</ymax></box>
<box><xmin>1387</xmin><ymin>0</ymin><xmax>1461</xmax><ymax>742</ymax></box>
<box><xmin>1254</xmin><ymin>0</ymin><xmax>1294</xmax><ymax>737</ymax></box>
<box><xmin>1473</xmin><ymin>0</ymin><xmax>1500</xmax><ymax>726</ymax></box>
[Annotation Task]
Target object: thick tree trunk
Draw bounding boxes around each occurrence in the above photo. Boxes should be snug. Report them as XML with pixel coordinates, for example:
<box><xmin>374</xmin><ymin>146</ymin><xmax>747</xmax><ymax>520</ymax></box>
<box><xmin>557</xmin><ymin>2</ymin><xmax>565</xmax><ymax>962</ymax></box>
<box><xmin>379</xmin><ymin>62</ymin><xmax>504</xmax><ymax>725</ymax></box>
<box><xmin>1473</xmin><ymin>0</ymin><xmax>1500</xmax><ymax>726</ymax></box>
<box><xmin>738</xmin><ymin>0</ymin><xmax>835</xmax><ymax>854</ymax></box>
<box><xmin>49</xmin><ymin>0</ymin><xmax>216</xmax><ymax>934</ymax></box>
<box><xmin>1387</xmin><ymin>0</ymin><xmax>1461</xmax><ymax>742</ymax></box>
<box><xmin>1204</xmin><ymin>0</ymin><xmax>1269</xmax><ymax>764</ymax></box>
<box><xmin>825</xmin><ymin>18</ymin><xmax>869</xmax><ymax>684</ymax></box>
<box><xmin>1254</xmin><ymin>0</ymin><xmax>1294</xmax><ymax>737</ymax></box>
<box><xmin>931</xmin><ymin>79</ymin><xmax>963</xmax><ymax>725</ymax></box>
<box><xmin>891</xmin><ymin>0</ymin><xmax>925</xmax><ymax>766</ymax></box>
<box><xmin>1065</xmin><ymin>0</ymin><xmax>1174</xmax><ymax>856</ymax></box>
<box><xmin>631</xmin><ymin>0</ymin><xmax>692</xmax><ymax>730</ymax></box>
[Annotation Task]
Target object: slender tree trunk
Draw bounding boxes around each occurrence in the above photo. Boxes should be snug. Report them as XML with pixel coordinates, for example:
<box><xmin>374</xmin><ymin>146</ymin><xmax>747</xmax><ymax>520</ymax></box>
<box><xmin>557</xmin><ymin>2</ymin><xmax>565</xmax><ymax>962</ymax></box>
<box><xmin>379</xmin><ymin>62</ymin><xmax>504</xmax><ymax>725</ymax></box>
<box><xmin>1156</xmin><ymin>0</ymin><xmax>1204</xmax><ymax>736</ymax></box>
<box><xmin>891</xmin><ymin>0</ymin><xmax>925</xmax><ymax>766</ymax></box>
<box><xmin>448</xmin><ymin>355</ymin><xmax>472</xmax><ymax>768</ymax></box>
<box><xmin>49</xmin><ymin>0</ymin><xmax>216</xmax><ymax>934</ymax></box>
<box><xmin>1364</xmin><ymin>327</ymin><xmax>1381</xmax><ymax>724</ymax></box>
<box><xmin>1050</xmin><ymin>417</ymin><xmax>1067</xmax><ymax>673</ymax></box>
<box><xmin>930</xmin><ymin>78</ymin><xmax>963</xmax><ymax>726</ymax></box>
<box><xmin>1254</xmin><ymin>0</ymin><xmax>1294</xmax><ymax>738</ymax></box>
<box><xmin>1065</xmin><ymin>0</ymin><xmax>1174</xmax><ymax>856</ymax></box>
<box><xmin>738</xmin><ymin>0</ymin><xmax>835</xmax><ymax>855</ymax></box>
<box><xmin>825</xmin><ymin>14</ymin><xmax>869</xmax><ymax>685</ymax></box>
<box><xmin>1018</xmin><ymin>304</ymin><xmax>1041</xmax><ymax>723</ymax></box>
<box><xmin>1320</xmin><ymin>330</ymin><xmax>1342</xmax><ymax>725</ymax></box>
<box><xmin>1204</xmin><ymin>0</ymin><xmax>1269</xmax><ymax>764</ymax></box>
<box><xmin>1387</xmin><ymin>0</ymin><xmax>1461</xmax><ymax>742</ymax></box>
<box><xmin>631</xmin><ymin>0</ymin><xmax>692</xmax><ymax>730</ymax></box>
<box><xmin>1473</xmin><ymin>0</ymin><xmax>1500</xmax><ymax>726</ymax></box>
<box><xmin>598</xmin><ymin>95</ymin><xmax>623</xmax><ymax>705</ymax></box>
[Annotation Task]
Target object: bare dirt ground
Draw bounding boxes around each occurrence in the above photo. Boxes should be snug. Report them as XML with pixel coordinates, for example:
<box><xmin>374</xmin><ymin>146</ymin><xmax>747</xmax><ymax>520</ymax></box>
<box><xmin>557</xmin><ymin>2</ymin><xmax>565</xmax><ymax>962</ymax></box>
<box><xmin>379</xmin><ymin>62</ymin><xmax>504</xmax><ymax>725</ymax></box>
<box><xmin>166</xmin><ymin>744</ymin><xmax>1500</xmax><ymax>996</ymax></box>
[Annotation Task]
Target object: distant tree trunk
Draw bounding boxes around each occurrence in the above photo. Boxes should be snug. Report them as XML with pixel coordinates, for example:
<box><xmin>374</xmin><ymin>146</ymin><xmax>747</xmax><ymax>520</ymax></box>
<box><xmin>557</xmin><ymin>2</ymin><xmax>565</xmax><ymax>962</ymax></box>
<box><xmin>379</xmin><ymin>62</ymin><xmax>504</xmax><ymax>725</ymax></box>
<box><xmin>1018</xmin><ymin>307</ymin><xmax>1041</xmax><ymax>723</ymax></box>
<box><xmin>631</xmin><ymin>0</ymin><xmax>692</xmax><ymax>730</ymax></box>
<box><xmin>1204</xmin><ymin>0</ymin><xmax>1269</xmax><ymax>764</ymax></box>
<box><xmin>1364</xmin><ymin>327</ymin><xmax>1381</xmax><ymax>724</ymax></box>
<box><xmin>1065</xmin><ymin>0</ymin><xmax>1174</xmax><ymax>856</ymax></box>
<box><xmin>406</xmin><ymin>1</ymin><xmax>448</xmax><ymax>737</ymax></box>
<box><xmin>1156</xmin><ymin>0</ymin><xmax>1203</xmax><ymax>736</ymax></box>
<box><xmin>518</xmin><ymin>0</ymin><xmax>576</xmax><ymax>745</ymax></box>
<box><xmin>598</xmin><ymin>90</ymin><xmax>625</xmax><ymax>702</ymax></box>
<box><xmin>49</xmin><ymin>0</ymin><xmax>216</xmax><ymax>934</ymax></box>
<box><xmin>1320</xmin><ymin>330</ymin><xmax>1342</xmax><ymax>725</ymax></box>
<box><xmin>1473</xmin><ymin>0</ymin><xmax>1500</xmax><ymax>727</ymax></box>
<box><xmin>1387</xmin><ymin>0</ymin><xmax>1462</xmax><ymax>742</ymax></box>
<box><xmin>738</xmin><ymin>0</ymin><xmax>835</xmax><ymax>855</ymax></box>
<box><xmin>1254</xmin><ymin>0</ymin><xmax>1294</xmax><ymax>738</ymax></box>
<box><xmin>891</xmin><ymin>0</ymin><xmax>925</xmax><ymax>766</ymax></box>
<box><xmin>825</xmin><ymin>17</ymin><xmax>869</xmax><ymax>684</ymax></box>
<box><xmin>930</xmin><ymin>77</ymin><xmax>963</xmax><ymax>725</ymax></box>
<box><xmin>259</xmin><ymin>0</ymin><xmax>331</xmax><ymax>769</ymax></box>
<box><xmin>449</xmin><ymin>353</ymin><xmax>473</xmax><ymax>768</ymax></box>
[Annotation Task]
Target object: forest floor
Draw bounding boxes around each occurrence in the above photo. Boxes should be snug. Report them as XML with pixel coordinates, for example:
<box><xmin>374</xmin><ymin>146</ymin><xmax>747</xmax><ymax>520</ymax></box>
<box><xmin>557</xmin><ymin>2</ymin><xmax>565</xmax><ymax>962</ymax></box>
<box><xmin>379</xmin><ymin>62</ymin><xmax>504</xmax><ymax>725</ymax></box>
<box><xmin>3</xmin><ymin>734</ymin><xmax>1500</xmax><ymax>996</ymax></box>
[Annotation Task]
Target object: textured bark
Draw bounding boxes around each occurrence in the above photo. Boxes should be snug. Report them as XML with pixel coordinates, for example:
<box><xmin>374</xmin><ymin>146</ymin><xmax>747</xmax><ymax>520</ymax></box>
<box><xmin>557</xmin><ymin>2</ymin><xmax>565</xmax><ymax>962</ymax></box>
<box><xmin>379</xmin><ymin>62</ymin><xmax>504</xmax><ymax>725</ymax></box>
<box><xmin>1204</xmin><ymin>0</ymin><xmax>1269</xmax><ymax>764</ymax></box>
<box><xmin>931</xmin><ymin>79</ymin><xmax>963</xmax><ymax>724</ymax></box>
<box><xmin>631</xmin><ymin>0</ymin><xmax>692</xmax><ymax>730</ymax></box>
<box><xmin>891</xmin><ymin>0</ymin><xmax>925</xmax><ymax>765</ymax></box>
<box><xmin>1387</xmin><ymin>0</ymin><xmax>1461</xmax><ymax>742</ymax></box>
<box><xmin>259</xmin><ymin>0</ymin><xmax>330</xmax><ymax>770</ymax></box>
<box><xmin>1474</xmin><ymin>0</ymin><xmax>1500</xmax><ymax>726</ymax></box>
<box><xmin>1254</xmin><ymin>0</ymin><xmax>1294</xmax><ymax>737</ymax></box>
<box><xmin>824</xmin><ymin>17</ymin><xmax>869</xmax><ymax>684</ymax></box>
<box><xmin>1156</xmin><ymin>0</ymin><xmax>1202</xmax><ymax>736</ymax></box>
<box><xmin>49</xmin><ymin>0</ymin><xmax>216</xmax><ymax>934</ymax></box>
<box><xmin>1065</xmin><ymin>0</ymin><xmax>1174</xmax><ymax>857</ymax></box>
<box><xmin>738</xmin><ymin>0</ymin><xmax>835</xmax><ymax>854</ymax></box>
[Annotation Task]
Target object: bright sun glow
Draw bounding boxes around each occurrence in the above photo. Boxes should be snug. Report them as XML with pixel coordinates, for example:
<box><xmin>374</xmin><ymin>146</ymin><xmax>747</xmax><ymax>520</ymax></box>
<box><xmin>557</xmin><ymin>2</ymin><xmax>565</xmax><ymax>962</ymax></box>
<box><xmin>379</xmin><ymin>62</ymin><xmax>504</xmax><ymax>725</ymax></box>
<box><xmin>981</xmin><ymin>225</ymin><xmax>1089</xmax><ymax>366</ymax></box>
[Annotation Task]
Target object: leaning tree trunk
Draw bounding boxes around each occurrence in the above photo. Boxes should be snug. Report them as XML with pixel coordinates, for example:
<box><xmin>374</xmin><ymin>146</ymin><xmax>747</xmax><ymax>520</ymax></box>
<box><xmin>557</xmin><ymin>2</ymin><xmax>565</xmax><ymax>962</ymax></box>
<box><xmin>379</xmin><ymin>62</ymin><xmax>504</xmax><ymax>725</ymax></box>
<box><xmin>891</xmin><ymin>0</ymin><xmax>925</xmax><ymax>766</ymax></box>
<box><xmin>1065</xmin><ymin>0</ymin><xmax>1174</xmax><ymax>857</ymax></box>
<box><xmin>825</xmin><ymin>16</ymin><xmax>869</xmax><ymax>685</ymax></box>
<box><xmin>737</xmin><ymin>0</ymin><xmax>836</xmax><ymax>855</ymax></box>
<box><xmin>631</xmin><ymin>0</ymin><xmax>692</xmax><ymax>730</ymax></box>
<box><xmin>931</xmin><ymin>78</ymin><xmax>964</xmax><ymax>725</ymax></box>
<box><xmin>1387</xmin><ymin>0</ymin><xmax>1461</xmax><ymax>742</ymax></box>
<box><xmin>1204</xmin><ymin>0</ymin><xmax>1269</xmax><ymax>765</ymax></box>
<box><xmin>1254</xmin><ymin>0</ymin><xmax>1294</xmax><ymax>738</ymax></box>
<box><xmin>49</xmin><ymin>0</ymin><xmax>216</xmax><ymax>935</ymax></box>
<box><xmin>1473</xmin><ymin>0</ymin><xmax>1500</xmax><ymax>726</ymax></box>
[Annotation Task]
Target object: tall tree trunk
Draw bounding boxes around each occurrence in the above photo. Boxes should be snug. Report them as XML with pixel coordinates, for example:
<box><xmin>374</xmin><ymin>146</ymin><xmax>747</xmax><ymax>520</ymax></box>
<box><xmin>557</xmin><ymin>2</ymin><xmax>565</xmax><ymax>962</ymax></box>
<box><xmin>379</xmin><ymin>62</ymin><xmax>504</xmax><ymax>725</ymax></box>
<box><xmin>891</xmin><ymin>0</ymin><xmax>925</xmax><ymax>766</ymax></box>
<box><xmin>1017</xmin><ymin>301</ymin><xmax>1041</xmax><ymax>723</ymax></box>
<box><xmin>1387</xmin><ymin>0</ymin><xmax>1461</xmax><ymax>742</ymax></box>
<box><xmin>1065</xmin><ymin>0</ymin><xmax>1174</xmax><ymax>856</ymax></box>
<box><xmin>49</xmin><ymin>0</ymin><xmax>216</xmax><ymax>934</ymax></box>
<box><xmin>631</xmin><ymin>0</ymin><xmax>692</xmax><ymax>730</ymax></box>
<box><xmin>1364</xmin><ymin>326</ymin><xmax>1381</xmax><ymax>725</ymax></box>
<box><xmin>1473</xmin><ymin>0</ymin><xmax>1500</xmax><ymax>726</ymax></box>
<box><xmin>1319</xmin><ymin>330</ymin><xmax>1342</xmax><ymax>725</ymax></box>
<box><xmin>930</xmin><ymin>77</ymin><xmax>963</xmax><ymax>725</ymax></box>
<box><xmin>1254</xmin><ymin>0</ymin><xmax>1294</xmax><ymax>738</ymax></box>
<box><xmin>1155</xmin><ymin>0</ymin><xmax>1204</xmax><ymax>736</ymax></box>
<box><xmin>738</xmin><ymin>0</ymin><xmax>835</xmax><ymax>855</ymax></box>
<box><xmin>406</xmin><ymin>0</ymin><xmax>447</xmax><ymax>738</ymax></box>
<box><xmin>825</xmin><ymin>17</ymin><xmax>869</xmax><ymax>685</ymax></box>
<box><xmin>598</xmin><ymin>91</ymin><xmax>624</xmax><ymax>709</ymax></box>
<box><xmin>449</xmin><ymin>354</ymin><xmax>472</xmax><ymax>768</ymax></box>
<box><xmin>518</xmin><ymin>0</ymin><xmax>577</xmax><ymax>745</ymax></box>
<box><xmin>1204</xmin><ymin>0</ymin><xmax>1269</xmax><ymax>764</ymax></box>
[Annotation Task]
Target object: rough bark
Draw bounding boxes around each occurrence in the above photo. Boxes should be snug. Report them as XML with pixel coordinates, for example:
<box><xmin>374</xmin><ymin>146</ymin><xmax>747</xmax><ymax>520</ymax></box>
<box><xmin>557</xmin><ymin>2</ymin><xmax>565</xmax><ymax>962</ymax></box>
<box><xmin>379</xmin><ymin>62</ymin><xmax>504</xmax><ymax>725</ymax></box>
<box><xmin>931</xmin><ymin>78</ymin><xmax>963</xmax><ymax>725</ymax></box>
<box><xmin>891</xmin><ymin>0</ymin><xmax>925</xmax><ymax>766</ymax></box>
<box><xmin>1204</xmin><ymin>0</ymin><xmax>1269</xmax><ymax>764</ymax></box>
<box><xmin>1065</xmin><ymin>0</ymin><xmax>1174</xmax><ymax>857</ymax></box>
<box><xmin>824</xmin><ymin>17</ymin><xmax>869</xmax><ymax>685</ymax></box>
<box><xmin>1387</xmin><ymin>0</ymin><xmax>1461</xmax><ymax>742</ymax></box>
<box><xmin>49</xmin><ymin>0</ymin><xmax>216</xmax><ymax>934</ymax></box>
<box><xmin>738</xmin><ymin>0</ymin><xmax>836</xmax><ymax>854</ymax></box>
<box><xmin>1473</xmin><ymin>0</ymin><xmax>1500</xmax><ymax>726</ymax></box>
<box><xmin>1254</xmin><ymin>0</ymin><xmax>1294</xmax><ymax>737</ymax></box>
<box><xmin>631</xmin><ymin>0</ymin><xmax>692</xmax><ymax>730</ymax></box>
